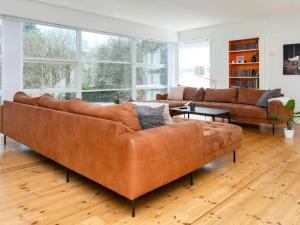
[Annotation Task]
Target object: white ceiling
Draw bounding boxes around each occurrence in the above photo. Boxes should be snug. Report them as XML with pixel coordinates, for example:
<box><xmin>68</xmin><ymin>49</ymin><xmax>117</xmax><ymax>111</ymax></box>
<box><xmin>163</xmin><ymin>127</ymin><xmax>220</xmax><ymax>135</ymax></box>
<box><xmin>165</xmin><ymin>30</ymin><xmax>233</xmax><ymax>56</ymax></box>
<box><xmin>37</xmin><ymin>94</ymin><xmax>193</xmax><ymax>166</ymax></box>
<box><xmin>31</xmin><ymin>0</ymin><xmax>300</xmax><ymax>31</ymax></box>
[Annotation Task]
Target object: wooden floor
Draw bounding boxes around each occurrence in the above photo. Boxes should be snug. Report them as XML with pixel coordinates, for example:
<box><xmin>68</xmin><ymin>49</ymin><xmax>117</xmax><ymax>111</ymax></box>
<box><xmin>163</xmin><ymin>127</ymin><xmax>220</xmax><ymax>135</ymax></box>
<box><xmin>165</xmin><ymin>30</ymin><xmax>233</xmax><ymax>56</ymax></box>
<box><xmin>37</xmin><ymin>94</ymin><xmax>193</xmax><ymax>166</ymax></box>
<box><xmin>1</xmin><ymin>123</ymin><xmax>300</xmax><ymax>225</ymax></box>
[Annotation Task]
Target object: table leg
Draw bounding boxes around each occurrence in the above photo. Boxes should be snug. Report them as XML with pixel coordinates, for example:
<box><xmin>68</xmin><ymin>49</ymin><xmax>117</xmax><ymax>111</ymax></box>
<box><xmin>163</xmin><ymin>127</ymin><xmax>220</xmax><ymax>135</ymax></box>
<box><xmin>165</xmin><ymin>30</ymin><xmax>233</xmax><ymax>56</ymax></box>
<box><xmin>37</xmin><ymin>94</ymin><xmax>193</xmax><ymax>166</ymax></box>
<box><xmin>227</xmin><ymin>113</ymin><xmax>231</xmax><ymax>124</ymax></box>
<box><xmin>188</xmin><ymin>113</ymin><xmax>190</xmax><ymax>119</ymax></box>
<box><xmin>212</xmin><ymin>116</ymin><xmax>215</xmax><ymax>122</ymax></box>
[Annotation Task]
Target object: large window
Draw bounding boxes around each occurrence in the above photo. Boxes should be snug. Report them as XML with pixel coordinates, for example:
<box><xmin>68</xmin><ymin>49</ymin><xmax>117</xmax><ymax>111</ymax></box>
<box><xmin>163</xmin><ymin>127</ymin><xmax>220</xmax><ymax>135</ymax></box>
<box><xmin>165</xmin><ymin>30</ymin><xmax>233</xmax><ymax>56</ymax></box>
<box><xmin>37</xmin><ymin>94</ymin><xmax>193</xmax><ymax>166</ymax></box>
<box><xmin>20</xmin><ymin>21</ymin><xmax>169</xmax><ymax>102</ymax></box>
<box><xmin>136</xmin><ymin>40</ymin><xmax>168</xmax><ymax>101</ymax></box>
<box><xmin>23</xmin><ymin>22</ymin><xmax>77</xmax><ymax>98</ymax></box>
<box><xmin>179</xmin><ymin>39</ymin><xmax>210</xmax><ymax>88</ymax></box>
<box><xmin>81</xmin><ymin>31</ymin><xmax>132</xmax><ymax>102</ymax></box>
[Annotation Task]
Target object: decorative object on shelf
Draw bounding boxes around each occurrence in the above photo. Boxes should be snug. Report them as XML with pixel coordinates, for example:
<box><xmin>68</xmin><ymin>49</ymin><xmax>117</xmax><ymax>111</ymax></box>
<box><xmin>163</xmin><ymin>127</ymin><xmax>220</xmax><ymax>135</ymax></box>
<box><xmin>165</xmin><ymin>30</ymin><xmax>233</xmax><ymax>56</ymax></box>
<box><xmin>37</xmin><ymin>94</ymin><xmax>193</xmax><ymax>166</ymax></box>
<box><xmin>194</xmin><ymin>66</ymin><xmax>217</xmax><ymax>88</ymax></box>
<box><xmin>229</xmin><ymin>37</ymin><xmax>260</xmax><ymax>89</ymax></box>
<box><xmin>114</xmin><ymin>96</ymin><xmax>120</xmax><ymax>104</ymax></box>
<box><xmin>283</xmin><ymin>43</ymin><xmax>300</xmax><ymax>75</ymax></box>
<box><xmin>237</xmin><ymin>56</ymin><xmax>244</xmax><ymax>63</ymax></box>
<box><xmin>251</xmin><ymin>54</ymin><xmax>257</xmax><ymax>62</ymax></box>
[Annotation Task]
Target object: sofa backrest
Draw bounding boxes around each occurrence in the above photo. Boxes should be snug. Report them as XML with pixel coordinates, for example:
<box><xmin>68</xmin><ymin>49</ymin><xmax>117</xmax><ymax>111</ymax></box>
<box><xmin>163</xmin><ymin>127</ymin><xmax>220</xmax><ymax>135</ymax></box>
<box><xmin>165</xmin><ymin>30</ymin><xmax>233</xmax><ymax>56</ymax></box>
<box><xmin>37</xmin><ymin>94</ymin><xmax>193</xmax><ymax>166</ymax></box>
<box><xmin>12</xmin><ymin>92</ymin><xmax>141</xmax><ymax>131</ymax></box>
<box><xmin>204</xmin><ymin>88</ymin><xmax>238</xmax><ymax>103</ymax></box>
<box><xmin>183</xmin><ymin>87</ymin><xmax>205</xmax><ymax>101</ymax></box>
<box><xmin>237</xmin><ymin>88</ymin><xmax>267</xmax><ymax>105</ymax></box>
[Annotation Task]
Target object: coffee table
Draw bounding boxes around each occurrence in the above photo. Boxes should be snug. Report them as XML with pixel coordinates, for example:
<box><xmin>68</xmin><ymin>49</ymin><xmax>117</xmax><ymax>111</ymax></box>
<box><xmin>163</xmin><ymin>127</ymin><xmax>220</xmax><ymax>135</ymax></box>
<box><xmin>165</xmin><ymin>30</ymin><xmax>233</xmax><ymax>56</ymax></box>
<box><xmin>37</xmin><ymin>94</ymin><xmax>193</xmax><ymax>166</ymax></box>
<box><xmin>170</xmin><ymin>106</ymin><xmax>232</xmax><ymax>123</ymax></box>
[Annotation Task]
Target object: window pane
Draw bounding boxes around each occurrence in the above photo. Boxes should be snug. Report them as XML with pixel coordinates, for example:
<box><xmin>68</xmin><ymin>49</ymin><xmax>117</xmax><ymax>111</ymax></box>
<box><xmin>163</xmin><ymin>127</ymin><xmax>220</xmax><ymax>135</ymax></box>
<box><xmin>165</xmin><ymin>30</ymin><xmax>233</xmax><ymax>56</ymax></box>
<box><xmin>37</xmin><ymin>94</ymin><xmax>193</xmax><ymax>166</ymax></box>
<box><xmin>23</xmin><ymin>63</ymin><xmax>75</xmax><ymax>89</ymax></box>
<box><xmin>23</xmin><ymin>22</ymin><xmax>76</xmax><ymax>59</ymax></box>
<box><xmin>81</xmin><ymin>62</ymin><xmax>131</xmax><ymax>90</ymax></box>
<box><xmin>137</xmin><ymin>68</ymin><xmax>167</xmax><ymax>87</ymax></box>
<box><xmin>82</xmin><ymin>90</ymin><xmax>131</xmax><ymax>103</ymax></box>
<box><xmin>81</xmin><ymin>32</ymin><xmax>131</xmax><ymax>62</ymax></box>
<box><xmin>55</xmin><ymin>92</ymin><xmax>77</xmax><ymax>100</ymax></box>
<box><xmin>136</xmin><ymin>40</ymin><xmax>168</xmax><ymax>65</ymax></box>
<box><xmin>179</xmin><ymin>40</ymin><xmax>210</xmax><ymax>88</ymax></box>
<box><xmin>0</xmin><ymin>20</ymin><xmax>2</xmax><ymax>56</ymax></box>
<box><xmin>136</xmin><ymin>89</ymin><xmax>167</xmax><ymax>101</ymax></box>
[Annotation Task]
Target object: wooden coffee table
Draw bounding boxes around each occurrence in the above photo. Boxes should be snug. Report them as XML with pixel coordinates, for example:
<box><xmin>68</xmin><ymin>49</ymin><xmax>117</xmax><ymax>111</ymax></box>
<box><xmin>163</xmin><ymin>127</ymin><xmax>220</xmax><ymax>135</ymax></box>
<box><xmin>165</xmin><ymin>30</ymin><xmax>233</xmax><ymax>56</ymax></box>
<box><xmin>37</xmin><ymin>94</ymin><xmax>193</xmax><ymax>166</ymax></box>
<box><xmin>170</xmin><ymin>106</ymin><xmax>232</xmax><ymax>123</ymax></box>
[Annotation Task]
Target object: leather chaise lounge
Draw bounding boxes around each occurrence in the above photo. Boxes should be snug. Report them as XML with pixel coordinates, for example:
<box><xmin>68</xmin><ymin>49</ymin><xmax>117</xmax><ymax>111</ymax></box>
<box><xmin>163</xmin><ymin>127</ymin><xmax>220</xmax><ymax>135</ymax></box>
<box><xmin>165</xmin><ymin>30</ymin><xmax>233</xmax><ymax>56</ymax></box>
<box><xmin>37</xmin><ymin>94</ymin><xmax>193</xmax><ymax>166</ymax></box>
<box><xmin>0</xmin><ymin>92</ymin><xmax>242</xmax><ymax>217</ymax></box>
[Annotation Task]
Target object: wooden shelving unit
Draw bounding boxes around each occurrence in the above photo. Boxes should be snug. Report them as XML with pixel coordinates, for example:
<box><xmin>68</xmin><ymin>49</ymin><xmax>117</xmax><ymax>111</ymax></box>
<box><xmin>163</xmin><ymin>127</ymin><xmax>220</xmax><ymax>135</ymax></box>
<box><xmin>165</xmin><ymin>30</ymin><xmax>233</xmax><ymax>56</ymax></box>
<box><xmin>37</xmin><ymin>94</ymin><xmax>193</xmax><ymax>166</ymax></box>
<box><xmin>229</xmin><ymin>37</ymin><xmax>260</xmax><ymax>89</ymax></box>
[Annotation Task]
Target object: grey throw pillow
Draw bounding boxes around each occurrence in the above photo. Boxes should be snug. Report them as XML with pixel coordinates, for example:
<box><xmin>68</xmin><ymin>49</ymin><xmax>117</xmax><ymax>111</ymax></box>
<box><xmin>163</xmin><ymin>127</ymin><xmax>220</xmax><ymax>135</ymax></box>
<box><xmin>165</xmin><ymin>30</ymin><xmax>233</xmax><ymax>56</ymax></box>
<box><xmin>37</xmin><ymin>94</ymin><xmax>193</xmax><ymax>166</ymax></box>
<box><xmin>135</xmin><ymin>105</ymin><xmax>166</xmax><ymax>129</ymax></box>
<box><xmin>256</xmin><ymin>89</ymin><xmax>281</xmax><ymax>108</ymax></box>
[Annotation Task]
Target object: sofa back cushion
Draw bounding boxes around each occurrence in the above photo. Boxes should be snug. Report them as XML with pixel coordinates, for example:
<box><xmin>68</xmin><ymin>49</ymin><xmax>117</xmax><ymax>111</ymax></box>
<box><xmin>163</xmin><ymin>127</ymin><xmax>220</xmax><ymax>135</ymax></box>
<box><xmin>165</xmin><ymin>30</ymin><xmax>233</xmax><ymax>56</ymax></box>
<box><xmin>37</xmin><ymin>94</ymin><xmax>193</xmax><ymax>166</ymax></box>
<box><xmin>183</xmin><ymin>87</ymin><xmax>205</xmax><ymax>101</ymax></box>
<box><xmin>13</xmin><ymin>92</ymin><xmax>40</xmax><ymax>106</ymax></box>
<box><xmin>70</xmin><ymin>100</ymin><xmax>141</xmax><ymax>131</ymax></box>
<box><xmin>38</xmin><ymin>94</ymin><xmax>73</xmax><ymax>112</ymax></box>
<box><xmin>237</xmin><ymin>88</ymin><xmax>267</xmax><ymax>105</ymax></box>
<box><xmin>167</xmin><ymin>86</ymin><xmax>184</xmax><ymax>100</ymax></box>
<box><xmin>204</xmin><ymin>88</ymin><xmax>237</xmax><ymax>103</ymax></box>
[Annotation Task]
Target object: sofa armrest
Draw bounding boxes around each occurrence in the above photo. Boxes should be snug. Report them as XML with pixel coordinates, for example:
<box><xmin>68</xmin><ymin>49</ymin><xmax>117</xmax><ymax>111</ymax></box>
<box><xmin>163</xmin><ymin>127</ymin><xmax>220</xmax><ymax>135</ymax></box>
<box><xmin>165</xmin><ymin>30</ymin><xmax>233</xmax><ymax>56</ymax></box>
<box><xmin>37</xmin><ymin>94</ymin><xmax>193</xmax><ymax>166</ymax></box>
<box><xmin>118</xmin><ymin>121</ymin><xmax>204</xmax><ymax>199</ymax></box>
<box><xmin>156</xmin><ymin>93</ymin><xmax>168</xmax><ymax>100</ymax></box>
<box><xmin>268</xmin><ymin>100</ymin><xmax>293</xmax><ymax>122</ymax></box>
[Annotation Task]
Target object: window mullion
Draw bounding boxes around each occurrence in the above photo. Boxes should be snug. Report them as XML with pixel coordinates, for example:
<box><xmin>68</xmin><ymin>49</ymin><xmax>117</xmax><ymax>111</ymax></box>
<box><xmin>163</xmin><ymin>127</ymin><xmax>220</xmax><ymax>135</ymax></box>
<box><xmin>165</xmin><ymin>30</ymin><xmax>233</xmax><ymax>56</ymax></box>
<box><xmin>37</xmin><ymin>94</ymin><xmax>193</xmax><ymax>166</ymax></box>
<box><xmin>131</xmin><ymin>38</ymin><xmax>137</xmax><ymax>101</ymax></box>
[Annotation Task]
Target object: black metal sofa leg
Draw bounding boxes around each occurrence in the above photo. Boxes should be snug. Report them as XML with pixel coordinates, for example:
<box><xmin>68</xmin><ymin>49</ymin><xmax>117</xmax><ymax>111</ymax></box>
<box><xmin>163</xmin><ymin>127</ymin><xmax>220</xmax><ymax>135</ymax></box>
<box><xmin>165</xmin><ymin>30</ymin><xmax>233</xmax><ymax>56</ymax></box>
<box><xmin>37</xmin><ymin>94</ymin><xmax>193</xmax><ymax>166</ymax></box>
<box><xmin>66</xmin><ymin>168</ymin><xmax>70</xmax><ymax>183</ymax></box>
<box><xmin>3</xmin><ymin>135</ymin><xmax>6</xmax><ymax>145</ymax></box>
<box><xmin>132</xmin><ymin>199</ymin><xmax>136</xmax><ymax>217</ymax></box>
<box><xmin>190</xmin><ymin>172</ymin><xmax>194</xmax><ymax>186</ymax></box>
<box><xmin>233</xmin><ymin>150</ymin><xmax>236</xmax><ymax>163</ymax></box>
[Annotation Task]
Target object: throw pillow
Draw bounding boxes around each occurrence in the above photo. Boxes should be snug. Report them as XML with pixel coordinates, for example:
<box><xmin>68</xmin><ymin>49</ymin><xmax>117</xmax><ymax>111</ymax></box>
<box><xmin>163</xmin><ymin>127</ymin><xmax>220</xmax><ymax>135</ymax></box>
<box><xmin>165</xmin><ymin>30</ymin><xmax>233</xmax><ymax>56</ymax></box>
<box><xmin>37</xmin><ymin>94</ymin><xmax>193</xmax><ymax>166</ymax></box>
<box><xmin>133</xmin><ymin>102</ymin><xmax>172</xmax><ymax>124</ymax></box>
<box><xmin>135</xmin><ymin>105</ymin><xmax>166</xmax><ymax>129</ymax></box>
<box><xmin>167</xmin><ymin>86</ymin><xmax>184</xmax><ymax>100</ymax></box>
<box><xmin>256</xmin><ymin>89</ymin><xmax>281</xmax><ymax>108</ymax></box>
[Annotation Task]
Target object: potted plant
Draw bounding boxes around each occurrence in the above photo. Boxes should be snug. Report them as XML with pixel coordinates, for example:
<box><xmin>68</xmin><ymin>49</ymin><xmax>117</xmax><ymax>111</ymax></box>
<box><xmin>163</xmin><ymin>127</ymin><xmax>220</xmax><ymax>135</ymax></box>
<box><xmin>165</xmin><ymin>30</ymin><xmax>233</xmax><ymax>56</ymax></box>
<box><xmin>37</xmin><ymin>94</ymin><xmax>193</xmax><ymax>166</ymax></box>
<box><xmin>283</xmin><ymin>100</ymin><xmax>300</xmax><ymax>138</ymax></box>
<box><xmin>269</xmin><ymin>99</ymin><xmax>300</xmax><ymax>138</ymax></box>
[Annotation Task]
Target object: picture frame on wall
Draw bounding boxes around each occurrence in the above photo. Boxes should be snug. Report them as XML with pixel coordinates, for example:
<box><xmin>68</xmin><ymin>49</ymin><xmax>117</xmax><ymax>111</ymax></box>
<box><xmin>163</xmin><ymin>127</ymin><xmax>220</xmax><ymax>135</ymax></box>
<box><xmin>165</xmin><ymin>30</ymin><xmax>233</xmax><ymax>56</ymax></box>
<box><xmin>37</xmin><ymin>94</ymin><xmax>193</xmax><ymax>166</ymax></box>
<box><xmin>283</xmin><ymin>43</ymin><xmax>300</xmax><ymax>75</ymax></box>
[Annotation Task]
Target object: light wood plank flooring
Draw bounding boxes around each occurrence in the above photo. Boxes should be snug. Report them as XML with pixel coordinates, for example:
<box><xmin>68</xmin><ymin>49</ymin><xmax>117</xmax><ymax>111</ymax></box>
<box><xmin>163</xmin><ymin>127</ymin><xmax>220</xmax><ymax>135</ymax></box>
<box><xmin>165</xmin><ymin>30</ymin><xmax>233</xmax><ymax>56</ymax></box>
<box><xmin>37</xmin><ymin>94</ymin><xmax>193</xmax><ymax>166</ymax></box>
<box><xmin>0</xmin><ymin>123</ymin><xmax>300</xmax><ymax>225</ymax></box>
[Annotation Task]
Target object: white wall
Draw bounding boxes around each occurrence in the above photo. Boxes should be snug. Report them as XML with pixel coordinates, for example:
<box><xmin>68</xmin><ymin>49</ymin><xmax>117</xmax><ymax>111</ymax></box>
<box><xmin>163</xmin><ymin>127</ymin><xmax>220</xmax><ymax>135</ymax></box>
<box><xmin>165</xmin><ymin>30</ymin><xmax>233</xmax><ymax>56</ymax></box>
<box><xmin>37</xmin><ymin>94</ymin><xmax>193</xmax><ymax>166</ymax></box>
<box><xmin>0</xmin><ymin>0</ymin><xmax>178</xmax><ymax>42</ymax></box>
<box><xmin>179</xmin><ymin>14</ymin><xmax>300</xmax><ymax>111</ymax></box>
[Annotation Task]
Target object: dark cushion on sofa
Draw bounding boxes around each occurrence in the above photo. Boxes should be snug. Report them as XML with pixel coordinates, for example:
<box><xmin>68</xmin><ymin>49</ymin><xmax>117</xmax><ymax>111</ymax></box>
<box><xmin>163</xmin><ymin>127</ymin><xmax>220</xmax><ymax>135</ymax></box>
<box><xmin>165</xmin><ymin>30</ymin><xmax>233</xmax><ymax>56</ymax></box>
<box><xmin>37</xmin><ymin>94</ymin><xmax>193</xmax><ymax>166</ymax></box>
<box><xmin>183</xmin><ymin>87</ymin><xmax>205</xmax><ymax>101</ymax></box>
<box><xmin>204</xmin><ymin>88</ymin><xmax>237</xmax><ymax>103</ymax></box>
<box><xmin>135</xmin><ymin>105</ymin><xmax>165</xmax><ymax>129</ymax></box>
<box><xmin>237</xmin><ymin>88</ymin><xmax>266</xmax><ymax>105</ymax></box>
<box><xmin>256</xmin><ymin>89</ymin><xmax>281</xmax><ymax>108</ymax></box>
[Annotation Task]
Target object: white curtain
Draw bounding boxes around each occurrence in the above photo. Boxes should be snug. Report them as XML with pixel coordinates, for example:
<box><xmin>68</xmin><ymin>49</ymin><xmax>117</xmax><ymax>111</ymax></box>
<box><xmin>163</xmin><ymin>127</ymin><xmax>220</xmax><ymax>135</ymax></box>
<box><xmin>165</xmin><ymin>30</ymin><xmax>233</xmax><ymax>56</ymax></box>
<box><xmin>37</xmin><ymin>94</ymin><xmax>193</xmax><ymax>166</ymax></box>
<box><xmin>179</xmin><ymin>39</ymin><xmax>210</xmax><ymax>88</ymax></box>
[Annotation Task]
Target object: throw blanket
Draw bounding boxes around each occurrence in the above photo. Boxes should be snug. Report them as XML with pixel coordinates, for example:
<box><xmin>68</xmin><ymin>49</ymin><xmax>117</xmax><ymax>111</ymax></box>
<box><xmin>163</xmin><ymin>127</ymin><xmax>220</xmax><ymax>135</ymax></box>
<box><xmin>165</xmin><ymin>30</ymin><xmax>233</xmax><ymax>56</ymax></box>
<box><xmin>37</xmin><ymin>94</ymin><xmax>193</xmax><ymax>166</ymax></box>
<box><xmin>268</xmin><ymin>97</ymin><xmax>290</xmax><ymax>106</ymax></box>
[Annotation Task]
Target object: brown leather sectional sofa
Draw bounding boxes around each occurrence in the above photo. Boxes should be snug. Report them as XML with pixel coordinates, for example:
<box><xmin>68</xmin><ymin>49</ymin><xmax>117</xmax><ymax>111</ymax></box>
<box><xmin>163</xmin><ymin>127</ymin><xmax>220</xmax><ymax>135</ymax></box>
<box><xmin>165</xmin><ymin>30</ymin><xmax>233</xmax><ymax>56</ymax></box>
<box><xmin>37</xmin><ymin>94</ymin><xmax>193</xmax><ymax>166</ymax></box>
<box><xmin>155</xmin><ymin>87</ymin><xmax>292</xmax><ymax>133</ymax></box>
<box><xmin>0</xmin><ymin>92</ymin><xmax>242</xmax><ymax>217</ymax></box>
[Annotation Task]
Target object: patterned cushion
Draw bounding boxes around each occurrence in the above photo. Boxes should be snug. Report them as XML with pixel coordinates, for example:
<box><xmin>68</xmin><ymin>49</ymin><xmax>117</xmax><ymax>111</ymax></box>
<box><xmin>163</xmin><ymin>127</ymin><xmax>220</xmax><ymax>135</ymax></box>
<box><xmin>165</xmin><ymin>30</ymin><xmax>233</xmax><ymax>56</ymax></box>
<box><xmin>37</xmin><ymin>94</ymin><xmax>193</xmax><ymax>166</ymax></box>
<box><xmin>135</xmin><ymin>105</ymin><xmax>165</xmax><ymax>129</ymax></box>
<box><xmin>167</xmin><ymin>87</ymin><xmax>184</xmax><ymax>100</ymax></box>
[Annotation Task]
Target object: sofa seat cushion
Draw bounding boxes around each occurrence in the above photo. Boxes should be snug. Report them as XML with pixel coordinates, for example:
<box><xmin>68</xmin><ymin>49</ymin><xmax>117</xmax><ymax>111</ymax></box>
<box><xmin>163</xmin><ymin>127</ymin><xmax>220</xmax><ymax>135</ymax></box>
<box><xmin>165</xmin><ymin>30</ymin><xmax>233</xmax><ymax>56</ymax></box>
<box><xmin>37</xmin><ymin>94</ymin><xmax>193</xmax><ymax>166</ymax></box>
<box><xmin>196</xmin><ymin>101</ymin><xmax>267</xmax><ymax>119</ymax></box>
<box><xmin>38</xmin><ymin>93</ymin><xmax>73</xmax><ymax>112</ymax></box>
<box><xmin>70</xmin><ymin>100</ymin><xmax>142</xmax><ymax>131</ymax></box>
<box><xmin>183</xmin><ymin>87</ymin><xmax>205</xmax><ymax>101</ymax></box>
<box><xmin>204</xmin><ymin>88</ymin><xmax>238</xmax><ymax>103</ymax></box>
<box><xmin>174</xmin><ymin>118</ymin><xmax>242</xmax><ymax>154</ymax></box>
<box><xmin>13</xmin><ymin>92</ymin><xmax>40</xmax><ymax>106</ymax></box>
<box><xmin>153</xmin><ymin>100</ymin><xmax>187</xmax><ymax>108</ymax></box>
<box><xmin>237</xmin><ymin>88</ymin><xmax>266</xmax><ymax>105</ymax></box>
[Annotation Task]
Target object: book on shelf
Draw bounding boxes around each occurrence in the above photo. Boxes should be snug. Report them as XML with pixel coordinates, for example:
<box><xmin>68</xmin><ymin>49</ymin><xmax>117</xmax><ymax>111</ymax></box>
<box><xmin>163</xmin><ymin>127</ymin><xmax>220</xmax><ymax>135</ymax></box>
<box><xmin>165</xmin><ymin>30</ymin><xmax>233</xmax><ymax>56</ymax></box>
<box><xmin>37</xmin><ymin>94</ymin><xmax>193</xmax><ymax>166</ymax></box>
<box><xmin>230</xmin><ymin>41</ymin><xmax>258</xmax><ymax>51</ymax></box>
<box><xmin>230</xmin><ymin>69</ymin><xmax>259</xmax><ymax>77</ymax></box>
<box><xmin>230</xmin><ymin>79</ymin><xmax>259</xmax><ymax>89</ymax></box>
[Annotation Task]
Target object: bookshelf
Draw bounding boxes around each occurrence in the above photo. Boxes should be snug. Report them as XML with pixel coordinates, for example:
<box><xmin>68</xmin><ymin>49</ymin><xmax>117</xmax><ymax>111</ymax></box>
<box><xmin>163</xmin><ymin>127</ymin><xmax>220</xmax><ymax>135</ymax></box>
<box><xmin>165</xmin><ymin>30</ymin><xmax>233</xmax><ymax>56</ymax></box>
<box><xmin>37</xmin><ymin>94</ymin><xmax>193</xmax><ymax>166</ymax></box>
<box><xmin>229</xmin><ymin>37</ymin><xmax>259</xmax><ymax>89</ymax></box>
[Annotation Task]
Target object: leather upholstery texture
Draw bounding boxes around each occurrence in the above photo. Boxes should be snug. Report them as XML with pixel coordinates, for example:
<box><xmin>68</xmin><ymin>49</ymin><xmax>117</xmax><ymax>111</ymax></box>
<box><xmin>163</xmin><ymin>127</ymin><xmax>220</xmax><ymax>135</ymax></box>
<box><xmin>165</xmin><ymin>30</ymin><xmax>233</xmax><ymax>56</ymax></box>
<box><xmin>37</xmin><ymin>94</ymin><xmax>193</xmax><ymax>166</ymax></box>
<box><xmin>38</xmin><ymin>93</ymin><xmax>74</xmax><ymax>112</ymax></box>
<box><xmin>13</xmin><ymin>91</ymin><xmax>40</xmax><ymax>106</ymax></box>
<box><xmin>1</xmin><ymin>93</ymin><xmax>242</xmax><ymax>200</ymax></box>
<box><xmin>237</xmin><ymin>88</ymin><xmax>266</xmax><ymax>105</ymax></box>
<box><xmin>204</xmin><ymin>88</ymin><xmax>238</xmax><ymax>103</ymax></box>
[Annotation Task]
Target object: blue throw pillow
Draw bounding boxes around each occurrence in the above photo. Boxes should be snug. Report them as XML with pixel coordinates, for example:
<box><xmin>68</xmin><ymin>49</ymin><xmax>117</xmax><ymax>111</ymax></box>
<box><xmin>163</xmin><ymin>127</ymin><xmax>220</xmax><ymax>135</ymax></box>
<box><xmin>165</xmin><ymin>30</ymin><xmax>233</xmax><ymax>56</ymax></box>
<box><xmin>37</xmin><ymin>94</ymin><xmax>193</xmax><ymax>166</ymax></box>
<box><xmin>256</xmin><ymin>89</ymin><xmax>281</xmax><ymax>108</ymax></box>
<box><xmin>135</xmin><ymin>105</ymin><xmax>165</xmax><ymax>129</ymax></box>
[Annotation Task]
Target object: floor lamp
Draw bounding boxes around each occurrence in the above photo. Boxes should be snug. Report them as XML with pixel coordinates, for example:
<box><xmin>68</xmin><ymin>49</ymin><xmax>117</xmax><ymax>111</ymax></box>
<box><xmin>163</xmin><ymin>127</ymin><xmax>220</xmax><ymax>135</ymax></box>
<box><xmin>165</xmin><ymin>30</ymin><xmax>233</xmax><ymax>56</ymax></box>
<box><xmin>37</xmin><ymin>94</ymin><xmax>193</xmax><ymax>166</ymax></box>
<box><xmin>194</xmin><ymin>66</ymin><xmax>217</xmax><ymax>88</ymax></box>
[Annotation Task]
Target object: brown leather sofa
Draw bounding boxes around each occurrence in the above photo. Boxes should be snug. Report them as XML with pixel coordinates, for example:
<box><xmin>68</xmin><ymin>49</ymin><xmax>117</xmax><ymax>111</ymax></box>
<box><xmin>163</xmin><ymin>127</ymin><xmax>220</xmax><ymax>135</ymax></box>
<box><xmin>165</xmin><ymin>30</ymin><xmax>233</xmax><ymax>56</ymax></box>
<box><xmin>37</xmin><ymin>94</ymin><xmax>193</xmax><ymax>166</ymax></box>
<box><xmin>155</xmin><ymin>87</ymin><xmax>292</xmax><ymax>133</ymax></box>
<box><xmin>0</xmin><ymin>92</ymin><xmax>242</xmax><ymax>217</ymax></box>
